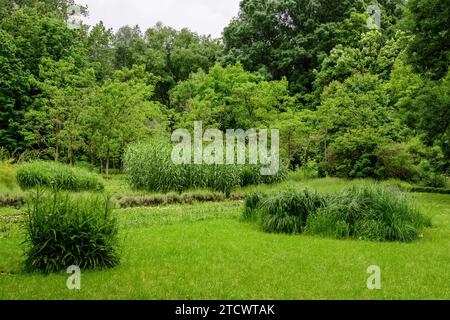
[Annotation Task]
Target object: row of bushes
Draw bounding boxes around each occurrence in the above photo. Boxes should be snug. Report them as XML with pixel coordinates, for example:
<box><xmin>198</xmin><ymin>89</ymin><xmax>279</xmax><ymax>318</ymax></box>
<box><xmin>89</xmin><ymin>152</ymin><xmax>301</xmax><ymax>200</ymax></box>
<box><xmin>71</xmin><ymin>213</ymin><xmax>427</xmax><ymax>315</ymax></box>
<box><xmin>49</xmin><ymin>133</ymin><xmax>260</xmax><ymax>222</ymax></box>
<box><xmin>116</xmin><ymin>192</ymin><xmax>244</xmax><ymax>208</ymax></box>
<box><xmin>0</xmin><ymin>193</ymin><xmax>25</xmax><ymax>207</ymax></box>
<box><xmin>405</xmin><ymin>186</ymin><xmax>450</xmax><ymax>194</ymax></box>
<box><xmin>323</xmin><ymin>139</ymin><xmax>448</xmax><ymax>188</ymax></box>
<box><xmin>16</xmin><ymin>161</ymin><xmax>104</xmax><ymax>191</ymax></box>
<box><xmin>244</xmin><ymin>185</ymin><xmax>431</xmax><ymax>242</ymax></box>
<box><xmin>124</xmin><ymin>142</ymin><xmax>288</xmax><ymax>196</ymax></box>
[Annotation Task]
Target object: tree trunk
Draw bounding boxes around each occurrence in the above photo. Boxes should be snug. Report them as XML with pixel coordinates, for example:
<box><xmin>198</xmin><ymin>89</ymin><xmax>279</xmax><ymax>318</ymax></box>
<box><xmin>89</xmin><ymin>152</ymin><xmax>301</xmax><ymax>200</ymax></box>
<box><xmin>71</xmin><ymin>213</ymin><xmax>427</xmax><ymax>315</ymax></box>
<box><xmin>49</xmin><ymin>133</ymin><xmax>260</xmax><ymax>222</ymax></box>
<box><xmin>105</xmin><ymin>157</ymin><xmax>109</xmax><ymax>179</ymax></box>
<box><xmin>89</xmin><ymin>143</ymin><xmax>94</xmax><ymax>165</ymax></box>
<box><xmin>68</xmin><ymin>147</ymin><xmax>73</xmax><ymax>166</ymax></box>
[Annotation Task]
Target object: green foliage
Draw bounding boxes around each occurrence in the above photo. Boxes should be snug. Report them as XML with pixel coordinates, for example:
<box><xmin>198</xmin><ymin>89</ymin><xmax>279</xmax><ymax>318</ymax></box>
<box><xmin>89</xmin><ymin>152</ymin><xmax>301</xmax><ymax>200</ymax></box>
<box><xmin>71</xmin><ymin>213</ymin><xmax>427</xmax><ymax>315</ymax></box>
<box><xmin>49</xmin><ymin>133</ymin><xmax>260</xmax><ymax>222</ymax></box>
<box><xmin>0</xmin><ymin>29</ymin><xmax>30</xmax><ymax>152</ymax></box>
<box><xmin>80</xmin><ymin>65</ymin><xmax>167</xmax><ymax>176</ymax></box>
<box><xmin>16</xmin><ymin>161</ymin><xmax>104</xmax><ymax>191</ymax></box>
<box><xmin>242</xmin><ymin>191</ymin><xmax>265</xmax><ymax>222</ymax></box>
<box><xmin>0</xmin><ymin>160</ymin><xmax>17</xmax><ymax>190</ymax></box>
<box><xmin>406</xmin><ymin>186</ymin><xmax>450</xmax><ymax>194</ymax></box>
<box><xmin>223</xmin><ymin>0</ymin><xmax>405</xmax><ymax>95</ymax></box>
<box><xmin>241</xmin><ymin>163</ymin><xmax>289</xmax><ymax>187</ymax></box>
<box><xmin>0</xmin><ymin>193</ymin><xmax>24</xmax><ymax>207</ymax></box>
<box><xmin>258</xmin><ymin>189</ymin><xmax>327</xmax><ymax>234</ymax></box>
<box><xmin>24</xmin><ymin>189</ymin><xmax>120</xmax><ymax>274</ymax></box>
<box><xmin>170</xmin><ymin>63</ymin><xmax>289</xmax><ymax>130</ymax></box>
<box><xmin>84</xmin><ymin>21</ymin><xmax>115</xmax><ymax>82</ymax></box>
<box><xmin>244</xmin><ymin>184</ymin><xmax>431</xmax><ymax>242</ymax></box>
<box><xmin>317</xmin><ymin>74</ymin><xmax>404</xmax><ymax>178</ymax></box>
<box><xmin>305</xmin><ymin>185</ymin><xmax>431</xmax><ymax>242</ymax></box>
<box><xmin>124</xmin><ymin>141</ymin><xmax>240</xmax><ymax>195</ymax></box>
<box><xmin>314</xmin><ymin>30</ymin><xmax>407</xmax><ymax>92</ymax></box>
<box><xmin>117</xmin><ymin>192</ymin><xmax>244</xmax><ymax>208</ymax></box>
<box><xmin>386</xmin><ymin>58</ymin><xmax>450</xmax><ymax>168</ymax></box>
<box><xmin>0</xmin><ymin>0</ymin><xmax>447</xmax><ymax>187</ymax></box>
<box><xmin>376</xmin><ymin>142</ymin><xmax>417</xmax><ymax>180</ymax></box>
<box><xmin>404</xmin><ymin>0</ymin><xmax>450</xmax><ymax>79</ymax></box>
<box><xmin>416</xmin><ymin>161</ymin><xmax>448</xmax><ymax>188</ymax></box>
<box><xmin>114</xmin><ymin>22</ymin><xmax>222</xmax><ymax>104</ymax></box>
<box><xmin>124</xmin><ymin>141</ymin><xmax>287</xmax><ymax>196</ymax></box>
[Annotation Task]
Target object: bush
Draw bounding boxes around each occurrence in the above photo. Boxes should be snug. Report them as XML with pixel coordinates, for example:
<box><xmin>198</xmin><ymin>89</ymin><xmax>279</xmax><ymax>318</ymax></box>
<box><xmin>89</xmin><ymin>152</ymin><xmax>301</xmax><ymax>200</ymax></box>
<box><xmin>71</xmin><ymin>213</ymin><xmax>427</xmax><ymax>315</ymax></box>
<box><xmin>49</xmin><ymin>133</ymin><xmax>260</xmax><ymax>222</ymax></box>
<box><xmin>407</xmin><ymin>186</ymin><xmax>450</xmax><ymax>194</ymax></box>
<box><xmin>16</xmin><ymin>161</ymin><xmax>104</xmax><ymax>191</ymax></box>
<box><xmin>416</xmin><ymin>160</ymin><xmax>447</xmax><ymax>188</ymax></box>
<box><xmin>376</xmin><ymin>143</ymin><xmax>417</xmax><ymax>180</ymax></box>
<box><xmin>305</xmin><ymin>185</ymin><xmax>431</xmax><ymax>242</ymax></box>
<box><xmin>124</xmin><ymin>142</ymin><xmax>288</xmax><ymax>196</ymax></box>
<box><xmin>203</xmin><ymin>163</ymin><xmax>242</xmax><ymax>196</ymax></box>
<box><xmin>242</xmin><ymin>191</ymin><xmax>265</xmax><ymax>221</ymax></box>
<box><xmin>116</xmin><ymin>192</ymin><xmax>244</xmax><ymax>208</ymax></box>
<box><xmin>0</xmin><ymin>193</ymin><xmax>25</xmax><ymax>207</ymax></box>
<box><xmin>241</xmin><ymin>163</ymin><xmax>289</xmax><ymax>186</ymax></box>
<box><xmin>24</xmin><ymin>190</ymin><xmax>120</xmax><ymax>274</ymax></box>
<box><xmin>244</xmin><ymin>185</ymin><xmax>431</xmax><ymax>242</ymax></box>
<box><xmin>259</xmin><ymin>189</ymin><xmax>327</xmax><ymax>234</ymax></box>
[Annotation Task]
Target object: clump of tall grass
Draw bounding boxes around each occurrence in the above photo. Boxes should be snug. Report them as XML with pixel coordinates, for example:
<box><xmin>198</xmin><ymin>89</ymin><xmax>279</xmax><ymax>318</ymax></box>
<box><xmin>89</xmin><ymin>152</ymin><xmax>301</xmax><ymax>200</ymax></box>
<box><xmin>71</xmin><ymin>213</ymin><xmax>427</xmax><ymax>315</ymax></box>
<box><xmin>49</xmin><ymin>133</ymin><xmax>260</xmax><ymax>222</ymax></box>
<box><xmin>242</xmin><ymin>191</ymin><xmax>266</xmax><ymax>221</ymax></box>
<box><xmin>16</xmin><ymin>161</ymin><xmax>104</xmax><ymax>191</ymax></box>
<box><xmin>243</xmin><ymin>184</ymin><xmax>431</xmax><ymax>242</ymax></box>
<box><xmin>24</xmin><ymin>189</ymin><xmax>120</xmax><ymax>274</ymax></box>
<box><xmin>124</xmin><ymin>142</ymin><xmax>288</xmax><ymax>196</ymax></box>
<box><xmin>241</xmin><ymin>163</ymin><xmax>289</xmax><ymax>186</ymax></box>
<box><xmin>305</xmin><ymin>185</ymin><xmax>431</xmax><ymax>242</ymax></box>
<box><xmin>257</xmin><ymin>189</ymin><xmax>327</xmax><ymax>234</ymax></box>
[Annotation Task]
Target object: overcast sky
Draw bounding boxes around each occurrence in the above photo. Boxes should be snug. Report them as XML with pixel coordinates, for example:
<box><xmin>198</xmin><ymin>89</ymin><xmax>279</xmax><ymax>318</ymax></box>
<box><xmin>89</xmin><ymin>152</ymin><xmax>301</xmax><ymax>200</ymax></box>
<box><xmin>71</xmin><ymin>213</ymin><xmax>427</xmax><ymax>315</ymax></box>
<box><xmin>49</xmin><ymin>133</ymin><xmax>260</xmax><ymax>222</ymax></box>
<box><xmin>76</xmin><ymin>0</ymin><xmax>242</xmax><ymax>38</ymax></box>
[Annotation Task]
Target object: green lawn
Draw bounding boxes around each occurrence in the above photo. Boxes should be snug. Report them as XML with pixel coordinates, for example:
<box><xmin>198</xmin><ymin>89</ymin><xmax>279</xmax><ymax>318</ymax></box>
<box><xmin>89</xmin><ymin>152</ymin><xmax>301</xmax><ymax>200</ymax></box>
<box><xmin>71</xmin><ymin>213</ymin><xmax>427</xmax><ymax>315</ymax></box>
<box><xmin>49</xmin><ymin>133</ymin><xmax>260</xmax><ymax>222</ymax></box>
<box><xmin>0</xmin><ymin>179</ymin><xmax>449</xmax><ymax>299</ymax></box>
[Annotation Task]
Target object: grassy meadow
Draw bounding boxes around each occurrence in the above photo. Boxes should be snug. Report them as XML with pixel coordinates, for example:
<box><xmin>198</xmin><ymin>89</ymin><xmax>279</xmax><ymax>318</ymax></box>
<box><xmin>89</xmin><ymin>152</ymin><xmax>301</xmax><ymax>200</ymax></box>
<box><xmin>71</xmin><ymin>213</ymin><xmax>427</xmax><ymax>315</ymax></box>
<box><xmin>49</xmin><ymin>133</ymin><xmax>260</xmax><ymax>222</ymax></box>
<box><xmin>0</xmin><ymin>174</ymin><xmax>449</xmax><ymax>300</ymax></box>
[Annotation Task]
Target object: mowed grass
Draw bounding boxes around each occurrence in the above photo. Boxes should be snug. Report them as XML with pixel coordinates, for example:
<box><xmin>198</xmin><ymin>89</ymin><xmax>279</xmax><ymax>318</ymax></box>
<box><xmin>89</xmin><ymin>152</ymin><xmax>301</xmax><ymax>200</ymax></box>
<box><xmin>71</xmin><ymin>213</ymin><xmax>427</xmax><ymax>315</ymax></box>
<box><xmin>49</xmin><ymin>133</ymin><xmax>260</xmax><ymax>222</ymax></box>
<box><xmin>0</xmin><ymin>179</ymin><xmax>449</xmax><ymax>299</ymax></box>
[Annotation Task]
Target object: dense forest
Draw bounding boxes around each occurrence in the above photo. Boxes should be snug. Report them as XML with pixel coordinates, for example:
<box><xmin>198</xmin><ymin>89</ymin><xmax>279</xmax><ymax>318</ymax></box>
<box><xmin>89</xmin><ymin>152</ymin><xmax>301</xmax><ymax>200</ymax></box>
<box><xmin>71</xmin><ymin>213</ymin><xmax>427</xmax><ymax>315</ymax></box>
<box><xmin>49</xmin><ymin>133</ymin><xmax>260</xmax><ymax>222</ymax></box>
<box><xmin>0</xmin><ymin>0</ymin><xmax>449</xmax><ymax>186</ymax></box>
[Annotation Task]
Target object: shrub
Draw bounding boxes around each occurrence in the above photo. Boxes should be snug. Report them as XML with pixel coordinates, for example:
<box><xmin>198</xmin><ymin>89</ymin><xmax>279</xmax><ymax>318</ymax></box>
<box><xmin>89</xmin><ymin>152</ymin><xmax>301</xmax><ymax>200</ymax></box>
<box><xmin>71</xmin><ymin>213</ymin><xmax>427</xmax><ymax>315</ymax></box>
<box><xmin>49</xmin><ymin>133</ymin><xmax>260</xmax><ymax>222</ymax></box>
<box><xmin>416</xmin><ymin>160</ymin><xmax>447</xmax><ymax>188</ymax></box>
<box><xmin>116</xmin><ymin>192</ymin><xmax>244</xmax><ymax>208</ymax></box>
<box><xmin>305</xmin><ymin>185</ymin><xmax>431</xmax><ymax>242</ymax></box>
<box><xmin>407</xmin><ymin>186</ymin><xmax>450</xmax><ymax>194</ymax></box>
<box><xmin>24</xmin><ymin>190</ymin><xmax>120</xmax><ymax>274</ymax></box>
<box><xmin>245</xmin><ymin>185</ymin><xmax>431</xmax><ymax>242</ymax></box>
<box><xmin>203</xmin><ymin>163</ymin><xmax>242</xmax><ymax>196</ymax></box>
<box><xmin>0</xmin><ymin>193</ymin><xmax>25</xmax><ymax>207</ymax></box>
<box><xmin>242</xmin><ymin>191</ymin><xmax>265</xmax><ymax>221</ymax></box>
<box><xmin>376</xmin><ymin>143</ymin><xmax>417</xmax><ymax>180</ymax></box>
<box><xmin>16</xmin><ymin>161</ymin><xmax>104</xmax><ymax>191</ymax></box>
<box><xmin>124</xmin><ymin>142</ymin><xmax>185</xmax><ymax>193</ymax></box>
<box><xmin>259</xmin><ymin>189</ymin><xmax>327</xmax><ymax>234</ymax></box>
<box><xmin>241</xmin><ymin>163</ymin><xmax>289</xmax><ymax>186</ymax></box>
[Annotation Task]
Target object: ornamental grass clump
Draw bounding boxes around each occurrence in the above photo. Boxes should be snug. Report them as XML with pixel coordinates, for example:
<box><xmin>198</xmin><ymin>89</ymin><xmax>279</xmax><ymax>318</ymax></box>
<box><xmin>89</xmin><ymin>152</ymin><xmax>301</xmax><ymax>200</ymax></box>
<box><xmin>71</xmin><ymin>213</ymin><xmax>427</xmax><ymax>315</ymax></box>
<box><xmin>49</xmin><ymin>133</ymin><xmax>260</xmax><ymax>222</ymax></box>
<box><xmin>305</xmin><ymin>185</ymin><xmax>431</xmax><ymax>242</ymax></box>
<box><xmin>124</xmin><ymin>142</ymin><xmax>286</xmax><ymax>195</ymax></box>
<box><xmin>24</xmin><ymin>189</ymin><xmax>120</xmax><ymax>274</ymax></box>
<box><xmin>259</xmin><ymin>189</ymin><xmax>327</xmax><ymax>234</ymax></box>
<box><xmin>16</xmin><ymin>161</ymin><xmax>104</xmax><ymax>191</ymax></box>
<box><xmin>245</xmin><ymin>184</ymin><xmax>431</xmax><ymax>242</ymax></box>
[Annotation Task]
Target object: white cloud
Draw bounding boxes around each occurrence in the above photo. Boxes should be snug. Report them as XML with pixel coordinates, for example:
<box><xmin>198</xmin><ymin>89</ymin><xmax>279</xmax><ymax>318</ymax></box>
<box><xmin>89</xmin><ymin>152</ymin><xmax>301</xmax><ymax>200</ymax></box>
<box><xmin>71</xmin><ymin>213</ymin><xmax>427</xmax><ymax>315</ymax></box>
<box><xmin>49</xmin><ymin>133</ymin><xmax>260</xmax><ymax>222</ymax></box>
<box><xmin>76</xmin><ymin>0</ymin><xmax>241</xmax><ymax>38</ymax></box>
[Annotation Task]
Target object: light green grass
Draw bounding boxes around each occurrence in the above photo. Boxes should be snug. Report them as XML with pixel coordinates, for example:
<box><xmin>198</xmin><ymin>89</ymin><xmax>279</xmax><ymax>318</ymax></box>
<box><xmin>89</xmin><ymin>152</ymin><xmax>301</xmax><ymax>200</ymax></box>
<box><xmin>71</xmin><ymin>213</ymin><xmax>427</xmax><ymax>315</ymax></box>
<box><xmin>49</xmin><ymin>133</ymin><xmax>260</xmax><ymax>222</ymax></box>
<box><xmin>0</xmin><ymin>181</ymin><xmax>449</xmax><ymax>299</ymax></box>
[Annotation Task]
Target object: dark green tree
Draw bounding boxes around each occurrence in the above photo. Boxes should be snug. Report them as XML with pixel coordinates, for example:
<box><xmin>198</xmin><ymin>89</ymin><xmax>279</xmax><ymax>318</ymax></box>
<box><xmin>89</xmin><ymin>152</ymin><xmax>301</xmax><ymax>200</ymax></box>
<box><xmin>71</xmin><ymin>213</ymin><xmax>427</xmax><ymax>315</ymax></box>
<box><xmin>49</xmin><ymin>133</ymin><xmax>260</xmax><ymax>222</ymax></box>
<box><xmin>404</xmin><ymin>0</ymin><xmax>450</xmax><ymax>79</ymax></box>
<box><xmin>0</xmin><ymin>29</ymin><xmax>31</xmax><ymax>152</ymax></box>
